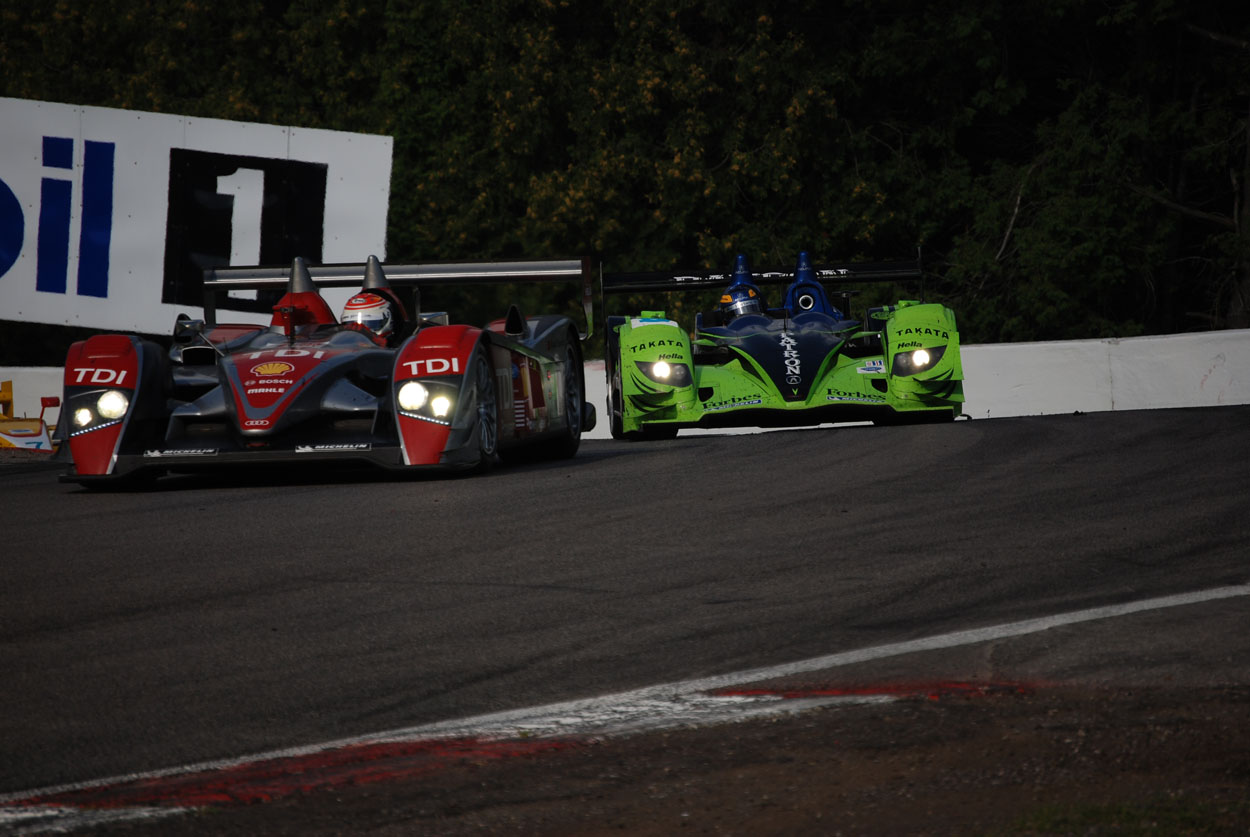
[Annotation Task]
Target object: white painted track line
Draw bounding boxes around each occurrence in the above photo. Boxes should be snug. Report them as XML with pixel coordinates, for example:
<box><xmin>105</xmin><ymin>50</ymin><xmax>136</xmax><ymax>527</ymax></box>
<box><xmin>3</xmin><ymin>584</ymin><xmax>1246</xmax><ymax>817</ymax></box>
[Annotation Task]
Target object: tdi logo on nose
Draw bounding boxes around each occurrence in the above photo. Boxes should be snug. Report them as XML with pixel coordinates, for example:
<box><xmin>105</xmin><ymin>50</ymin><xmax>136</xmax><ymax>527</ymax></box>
<box><xmin>70</xmin><ymin>367</ymin><xmax>129</xmax><ymax>385</ymax></box>
<box><xmin>402</xmin><ymin>358</ymin><xmax>461</xmax><ymax>376</ymax></box>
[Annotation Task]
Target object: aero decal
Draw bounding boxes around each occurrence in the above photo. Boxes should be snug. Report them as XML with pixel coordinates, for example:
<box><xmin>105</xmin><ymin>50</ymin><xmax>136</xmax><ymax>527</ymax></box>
<box><xmin>35</xmin><ymin>137</ymin><xmax>115</xmax><ymax>298</ymax></box>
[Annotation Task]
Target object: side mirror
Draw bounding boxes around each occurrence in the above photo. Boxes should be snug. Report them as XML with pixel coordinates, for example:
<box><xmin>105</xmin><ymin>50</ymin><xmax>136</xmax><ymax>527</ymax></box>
<box><xmin>174</xmin><ymin>316</ymin><xmax>207</xmax><ymax>343</ymax></box>
<box><xmin>39</xmin><ymin>396</ymin><xmax>60</xmax><ymax>424</ymax></box>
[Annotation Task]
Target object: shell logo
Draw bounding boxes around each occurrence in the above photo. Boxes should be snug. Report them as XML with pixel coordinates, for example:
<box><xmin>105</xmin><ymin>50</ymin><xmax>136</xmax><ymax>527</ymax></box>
<box><xmin>252</xmin><ymin>361</ymin><xmax>295</xmax><ymax>376</ymax></box>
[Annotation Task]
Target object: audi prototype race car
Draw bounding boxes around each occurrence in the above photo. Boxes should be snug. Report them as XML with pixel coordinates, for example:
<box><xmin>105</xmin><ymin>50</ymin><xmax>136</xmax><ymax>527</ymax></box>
<box><xmin>603</xmin><ymin>252</ymin><xmax>963</xmax><ymax>438</ymax></box>
<box><xmin>57</xmin><ymin>256</ymin><xmax>596</xmax><ymax>488</ymax></box>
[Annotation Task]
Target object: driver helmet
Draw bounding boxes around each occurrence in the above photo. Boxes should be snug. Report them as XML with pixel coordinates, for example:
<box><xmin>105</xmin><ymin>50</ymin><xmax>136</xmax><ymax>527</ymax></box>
<box><xmin>720</xmin><ymin>283</ymin><xmax>765</xmax><ymax>321</ymax></box>
<box><xmin>340</xmin><ymin>292</ymin><xmax>397</xmax><ymax>339</ymax></box>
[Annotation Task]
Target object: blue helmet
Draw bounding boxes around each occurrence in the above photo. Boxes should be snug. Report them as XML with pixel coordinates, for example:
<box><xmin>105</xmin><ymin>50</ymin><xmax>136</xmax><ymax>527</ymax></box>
<box><xmin>719</xmin><ymin>254</ymin><xmax>766</xmax><ymax>321</ymax></box>
<box><xmin>720</xmin><ymin>284</ymin><xmax>765</xmax><ymax>320</ymax></box>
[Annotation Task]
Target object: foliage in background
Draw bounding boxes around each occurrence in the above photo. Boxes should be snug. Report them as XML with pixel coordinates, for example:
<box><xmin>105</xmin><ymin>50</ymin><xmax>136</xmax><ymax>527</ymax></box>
<box><xmin>2</xmin><ymin>0</ymin><xmax>1247</xmax><ymax>352</ymax></box>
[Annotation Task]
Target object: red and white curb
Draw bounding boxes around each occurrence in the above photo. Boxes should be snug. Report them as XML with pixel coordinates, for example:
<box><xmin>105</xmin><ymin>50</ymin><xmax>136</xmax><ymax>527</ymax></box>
<box><xmin>2</xmin><ymin>584</ymin><xmax>1245</xmax><ymax>834</ymax></box>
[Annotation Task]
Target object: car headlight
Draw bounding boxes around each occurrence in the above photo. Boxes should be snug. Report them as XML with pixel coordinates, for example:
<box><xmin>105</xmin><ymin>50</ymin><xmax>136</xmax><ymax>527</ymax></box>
<box><xmin>431</xmin><ymin>395</ymin><xmax>452</xmax><ymax>418</ymax></box>
<box><xmin>892</xmin><ymin>345</ymin><xmax>946</xmax><ymax>376</ymax></box>
<box><xmin>96</xmin><ymin>390</ymin><xmax>130</xmax><ymax>419</ymax></box>
<box><xmin>635</xmin><ymin>360</ymin><xmax>692</xmax><ymax>386</ymax></box>
<box><xmin>73</xmin><ymin>407</ymin><xmax>94</xmax><ymax>427</ymax></box>
<box><xmin>397</xmin><ymin>381</ymin><xmax>428</xmax><ymax>411</ymax></box>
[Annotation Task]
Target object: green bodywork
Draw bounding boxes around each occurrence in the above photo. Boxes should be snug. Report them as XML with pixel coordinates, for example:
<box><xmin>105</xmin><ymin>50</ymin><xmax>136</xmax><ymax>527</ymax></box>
<box><xmin>606</xmin><ymin>301</ymin><xmax>963</xmax><ymax>438</ymax></box>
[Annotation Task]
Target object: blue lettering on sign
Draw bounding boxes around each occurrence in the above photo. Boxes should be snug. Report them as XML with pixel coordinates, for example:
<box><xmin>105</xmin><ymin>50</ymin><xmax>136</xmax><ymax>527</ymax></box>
<box><xmin>78</xmin><ymin>140</ymin><xmax>115</xmax><ymax>297</ymax></box>
<box><xmin>36</xmin><ymin>137</ymin><xmax>73</xmax><ymax>294</ymax></box>
<box><xmin>0</xmin><ymin>135</ymin><xmax>116</xmax><ymax>297</ymax></box>
<box><xmin>35</xmin><ymin>177</ymin><xmax>71</xmax><ymax>293</ymax></box>
<box><xmin>0</xmin><ymin>179</ymin><xmax>25</xmax><ymax>278</ymax></box>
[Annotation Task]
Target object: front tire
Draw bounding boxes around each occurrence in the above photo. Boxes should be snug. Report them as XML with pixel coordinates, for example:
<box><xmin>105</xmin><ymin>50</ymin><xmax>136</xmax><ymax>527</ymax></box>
<box><xmin>534</xmin><ymin>341</ymin><xmax>585</xmax><ymax>459</ymax></box>
<box><xmin>472</xmin><ymin>345</ymin><xmax>498</xmax><ymax>470</ymax></box>
<box><xmin>609</xmin><ymin>360</ymin><xmax>625</xmax><ymax>440</ymax></box>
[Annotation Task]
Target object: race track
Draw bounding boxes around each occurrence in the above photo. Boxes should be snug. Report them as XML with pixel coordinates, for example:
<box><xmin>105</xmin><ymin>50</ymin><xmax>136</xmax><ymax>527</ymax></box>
<box><xmin>2</xmin><ymin>406</ymin><xmax>1248</xmax><ymax>803</ymax></box>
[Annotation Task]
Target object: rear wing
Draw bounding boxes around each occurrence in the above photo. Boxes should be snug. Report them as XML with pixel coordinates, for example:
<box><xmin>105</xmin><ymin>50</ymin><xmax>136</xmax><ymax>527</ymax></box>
<box><xmin>601</xmin><ymin>259</ymin><xmax>923</xmax><ymax>296</ymax></box>
<box><xmin>202</xmin><ymin>258</ymin><xmax>596</xmax><ymax>338</ymax></box>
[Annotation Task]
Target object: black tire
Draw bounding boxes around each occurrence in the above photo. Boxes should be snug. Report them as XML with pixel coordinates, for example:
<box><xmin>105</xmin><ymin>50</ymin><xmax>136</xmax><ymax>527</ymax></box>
<box><xmin>526</xmin><ymin>339</ymin><xmax>586</xmax><ymax>460</ymax></box>
<box><xmin>609</xmin><ymin>359</ymin><xmax>625</xmax><ymax>440</ymax></box>
<box><xmin>546</xmin><ymin>342</ymin><xmax>586</xmax><ymax>459</ymax></box>
<box><xmin>605</xmin><ymin>317</ymin><xmax>626</xmax><ymax>440</ymax></box>
<box><xmin>472</xmin><ymin>345</ymin><xmax>498</xmax><ymax>470</ymax></box>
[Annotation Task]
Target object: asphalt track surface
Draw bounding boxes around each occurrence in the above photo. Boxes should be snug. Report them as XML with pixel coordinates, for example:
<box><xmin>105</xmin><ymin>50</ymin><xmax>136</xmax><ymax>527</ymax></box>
<box><xmin>2</xmin><ymin>407</ymin><xmax>1248</xmax><ymax>808</ymax></box>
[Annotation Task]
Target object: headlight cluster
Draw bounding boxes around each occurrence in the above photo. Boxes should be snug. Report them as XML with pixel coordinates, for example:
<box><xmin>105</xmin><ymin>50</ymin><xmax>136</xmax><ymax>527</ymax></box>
<box><xmin>891</xmin><ymin>345</ymin><xmax>947</xmax><ymax>377</ymax></box>
<box><xmin>70</xmin><ymin>389</ymin><xmax>130</xmax><ymax>431</ymax></box>
<box><xmin>635</xmin><ymin>360</ymin><xmax>692</xmax><ymax>387</ymax></box>
<box><xmin>397</xmin><ymin>380</ymin><xmax>456</xmax><ymax>424</ymax></box>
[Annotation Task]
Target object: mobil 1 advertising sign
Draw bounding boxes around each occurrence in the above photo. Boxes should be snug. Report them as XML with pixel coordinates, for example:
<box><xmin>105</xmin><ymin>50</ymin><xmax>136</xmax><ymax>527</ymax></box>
<box><xmin>0</xmin><ymin>97</ymin><xmax>392</xmax><ymax>334</ymax></box>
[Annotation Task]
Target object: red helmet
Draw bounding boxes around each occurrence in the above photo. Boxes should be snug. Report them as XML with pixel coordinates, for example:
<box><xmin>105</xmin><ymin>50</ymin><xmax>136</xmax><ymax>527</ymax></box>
<box><xmin>340</xmin><ymin>292</ymin><xmax>397</xmax><ymax>339</ymax></box>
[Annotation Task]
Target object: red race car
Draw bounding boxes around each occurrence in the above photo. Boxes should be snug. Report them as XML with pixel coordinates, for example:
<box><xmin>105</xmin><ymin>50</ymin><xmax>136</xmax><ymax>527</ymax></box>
<box><xmin>57</xmin><ymin>256</ymin><xmax>595</xmax><ymax>488</ymax></box>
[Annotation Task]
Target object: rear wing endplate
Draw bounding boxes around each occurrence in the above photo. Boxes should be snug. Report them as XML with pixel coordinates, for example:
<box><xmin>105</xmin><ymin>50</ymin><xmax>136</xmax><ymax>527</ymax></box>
<box><xmin>202</xmin><ymin>258</ymin><xmax>595</xmax><ymax>339</ymax></box>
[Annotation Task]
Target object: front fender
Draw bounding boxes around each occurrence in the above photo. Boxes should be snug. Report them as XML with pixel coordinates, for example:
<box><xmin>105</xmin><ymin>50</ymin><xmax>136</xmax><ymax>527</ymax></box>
<box><xmin>883</xmin><ymin>303</ymin><xmax>964</xmax><ymax>407</ymax></box>
<box><xmin>63</xmin><ymin>335</ymin><xmax>165</xmax><ymax>475</ymax></box>
<box><xmin>393</xmin><ymin>325</ymin><xmax>483</xmax><ymax>466</ymax></box>
<box><xmin>616</xmin><ymin>316</ymin><xmax>696</xmax><ymax>423</ymax></box>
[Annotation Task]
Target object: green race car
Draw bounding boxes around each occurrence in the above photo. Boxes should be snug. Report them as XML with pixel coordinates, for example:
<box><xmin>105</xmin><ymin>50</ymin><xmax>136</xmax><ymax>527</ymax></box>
<box><xmin>603</xmin><ymin>252</ymin><xmax>963</xmax><ymax>439</ymax></box>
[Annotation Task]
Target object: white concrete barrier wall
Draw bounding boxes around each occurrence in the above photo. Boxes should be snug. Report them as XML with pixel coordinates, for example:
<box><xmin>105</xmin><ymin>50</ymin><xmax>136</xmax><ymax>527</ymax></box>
<box><xmin>5</xmin><ymin>329</ymin><xmax>1248</xmax><ymax>437</ymax></box>
<box><xmin>961</xmin><ymin>330</ymin><xmax>1249</xmax><ymax>418</ymax></box>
